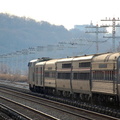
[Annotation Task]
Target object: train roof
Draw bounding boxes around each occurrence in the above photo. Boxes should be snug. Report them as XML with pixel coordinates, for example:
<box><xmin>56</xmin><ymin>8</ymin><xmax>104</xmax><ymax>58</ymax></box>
<box><xmin>45</xmin><ymin>59</ymin><xmax>58</xmax><ymax>65</ymax></box>
<box><xmin>57</xmin><ymin>57</ymin><xmax>74</xmax><ymax>62</ymax></box>
<box><xmin>30</xmin><ymin>52</ymin><xmax>120</xmax><ymax>65</ymax></box>
<box><xmin>36</xmin><ymin>61</ymin><xmax>47</xmax><ymax>66</ymax></box>
<box><xmin>73</xmin><ymin>55</ymin><xmax>94</xmax><ymax>61</ymax></box>
<box><xmin>92</xmin><ymin>52</ymin><xmax>120</xmax><ymax>62</ymax></box>
<box><xmin>54</xmin><ymin>55</ymin><xmax>94</xmax><ymax>63</ymax></box>
<box><xmin>29</xmin><ymin>59</ymin><xmax>38</xmax><ymax>63</ymax></box>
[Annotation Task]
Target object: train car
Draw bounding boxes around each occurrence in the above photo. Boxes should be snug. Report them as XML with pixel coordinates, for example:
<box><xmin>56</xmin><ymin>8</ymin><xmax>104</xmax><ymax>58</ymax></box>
<box><xmin>28</xmin><ymin>52</ymin><xmax>120</xmax><ymax>105</ymax></box>
<box><xmin>44</xmin><ymin>59</ymin><xmax>58</xmax><ymax>94</ymax></box>
<box><xmin>91</xmin><ymin>52</ymin><xmax>120</xmax><ymax>103</ymax></box>
<box><xmin>34</xmin><ymin>61</ymin><xmax>46</xmax><ymax>92</ymax></box>
<box><xmin>28</xmin><ymin>57</ymin><xmax>51</xmax><ymax>92</ymax></box>
<box><xmin>72</xmin><ymin>55</ymin><xmax>94</xmax><ymax>101</ymax></box>
<box><xmin>56</xmin><ymin>57</ymin><xmax>74</xmax><ymax>97</ymax></box>
<box><xmin>28</xmin><ymin>59</ymin><xmax>39</xmax><ymax>91</ymax></box>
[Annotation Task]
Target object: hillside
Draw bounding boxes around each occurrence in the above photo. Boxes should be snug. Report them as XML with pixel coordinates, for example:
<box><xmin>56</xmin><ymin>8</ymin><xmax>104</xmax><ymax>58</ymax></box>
<box><xmin>0</xmin><ymin>13</ymin><xmax>72</xmax><ymax>54</ymax></box>
<box><xmin>0</xmin><ymin>13</ymin><xmax>115</xmax><ymax>58</ymax></box>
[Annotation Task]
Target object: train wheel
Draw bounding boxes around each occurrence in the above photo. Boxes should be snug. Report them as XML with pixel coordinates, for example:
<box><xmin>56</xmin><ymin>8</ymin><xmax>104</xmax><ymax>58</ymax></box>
<box><xmin>67</xmin><ymin>92</ymin><xmax>71</xmax><ymax>98</ymax></box>
<box><xmin>73</xmin><ymin>93</ymin><xmax>78</xmax><ymax>99</ymax></box>
<box><xmin>52</xmin><ymin>89</ymin><xmax>56</xmax><ymax>95</ymax></box>
<box><xmin>63</xmin><ymin>91</ymin><xmax>67</xmax><ymax>97</ymax></box>
<box><xmin>57</xmin><ymin>90</ymin><xmax>62</xmax><ymax>96</ymax></box>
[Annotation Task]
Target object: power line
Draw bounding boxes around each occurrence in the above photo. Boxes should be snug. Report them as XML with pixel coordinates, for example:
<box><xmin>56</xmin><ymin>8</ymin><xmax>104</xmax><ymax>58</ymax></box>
<box><xmin>101</xmin><ymin>17</ymin><xmax>120</xmax><ymax>52</ymax></box>
<box><xmin>86</xmin><ymin>22</ymin><xmax>107</xmax><ymax>53</ymax></box>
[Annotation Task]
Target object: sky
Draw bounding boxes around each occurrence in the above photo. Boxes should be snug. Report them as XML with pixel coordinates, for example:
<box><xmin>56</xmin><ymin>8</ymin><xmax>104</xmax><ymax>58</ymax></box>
<box><xmin>0</xmin><ymin>0</ymin><xmax>120</xmax><ymax>30</ymax></box>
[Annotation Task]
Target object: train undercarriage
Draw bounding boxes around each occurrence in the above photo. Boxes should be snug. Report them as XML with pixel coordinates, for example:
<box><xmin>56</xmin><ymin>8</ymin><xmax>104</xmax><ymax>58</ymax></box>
<box><xmin>29</xmin><ymin>83</ymin><xmax>120</xmax><ymax>106</ymax></box>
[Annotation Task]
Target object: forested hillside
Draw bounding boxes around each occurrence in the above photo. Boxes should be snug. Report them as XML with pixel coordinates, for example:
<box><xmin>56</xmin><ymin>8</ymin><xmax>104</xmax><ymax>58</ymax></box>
<box><xmin>0</xmin><ymin>13</ymin><xmax>73</xmax><ymax>54</ymax></box>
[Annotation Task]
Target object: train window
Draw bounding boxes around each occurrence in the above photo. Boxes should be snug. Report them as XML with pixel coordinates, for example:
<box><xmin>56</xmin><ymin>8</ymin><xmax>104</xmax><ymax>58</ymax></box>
<box><xmin>58</xmin><ymin>73</ymin><xmax>71</xmax><ymax>79</ymax></box>
<box><xmin>28</xmin><ymin>62</ymin><xmax>30</xmax><ymax>67</ymax></box>
<box><xmin>45</xmin><ymin>71</ymin><xmax>56</xmax><ymax>78</ymax></box>
<box><xmin>99</xmin><ymin>64</ymin><xmax>107</xmax><ymax>68</ymax></box>
<box><xmin>62</xmin><ymin>63</ymin><xmax>71</xmax><ymax>68</ymax></box>
<box><xmin>74</xmin><ymin>73</ymin><xmax>77</xmax><ymax>79</ymax></box>
<box><xmin>28</xmin><ymin>62</ymin><xmax>32</xmax><ymax>67</ymax></box>
<box><xmin>105</xmin><ymin>71</ymin><xmax>109</xmax><ymax>80</ymax></box>
<box><xmin>93</xmin><ymin>71</ymin><xmax>114</xmax><ymax>81</ymax></box>
<box><xmin>105</xmin><ymin>71</ymin><xmax>114</xmax><ymax>80</ymax></box>
<box><xmin>93</xmin><ymin>71</ymin><xmax>104</xmax><ymax>80</ymax></box>
<box><xmin>73</xmin><ymin>73</ymin><xmax>90</xmax><ymax>80</ymax></box>
<box><xmin>45</xmin><ymin>72</ymin><xmax>50</xmax><ymax>77</ymax></box>
<box><xmin>79</xmin><ymin>62</ymin><xmax>90</xmax><ymax>67</ymax></box>
<box><xmin>36</xmin><ymin>67</ymin><xmax>38</xmax><ymax>73</ymax></box>
<box><xmin>52</xmin><ymin>72</ymin><xmax>56</xmax><ymax>78</ymax></box>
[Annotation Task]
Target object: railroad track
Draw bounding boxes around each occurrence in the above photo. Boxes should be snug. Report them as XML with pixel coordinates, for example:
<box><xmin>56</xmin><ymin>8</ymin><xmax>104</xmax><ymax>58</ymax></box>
<box><xmin>0</xmin><ymin>102</ymin><xmax>32</xmax><ymax>120</ymax></box>
<box><xmin>0</xmin><ymin>85</ymin><xmax>119</xmax><ymax>120</ymax></box>
<box><xmin>0</xmin><ymin>96</ymin><xmax>59</xmax><ymax>120</ymax></box>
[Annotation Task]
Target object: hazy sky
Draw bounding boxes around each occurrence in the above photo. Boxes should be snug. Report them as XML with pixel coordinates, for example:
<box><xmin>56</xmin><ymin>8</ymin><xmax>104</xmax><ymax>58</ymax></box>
<box><xmin>0</xmin><ymin>0</ymin><xmax>120</xmax><ymax>29</ymax></box>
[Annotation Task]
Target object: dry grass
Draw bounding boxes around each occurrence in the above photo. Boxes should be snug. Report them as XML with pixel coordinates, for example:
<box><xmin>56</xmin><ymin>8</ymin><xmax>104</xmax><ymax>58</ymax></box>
<box><xmin>0</xmin><ymin>73</ymin><xmax>28</xmax><ymax>82</ymax></box>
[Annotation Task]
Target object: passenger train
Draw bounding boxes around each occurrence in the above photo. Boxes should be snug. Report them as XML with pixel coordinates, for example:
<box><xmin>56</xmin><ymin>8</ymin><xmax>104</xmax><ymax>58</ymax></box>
<box><xmin>28</xmin><ymin>52</ymin><xmax>120</xmax><ymax>104</ymax></box>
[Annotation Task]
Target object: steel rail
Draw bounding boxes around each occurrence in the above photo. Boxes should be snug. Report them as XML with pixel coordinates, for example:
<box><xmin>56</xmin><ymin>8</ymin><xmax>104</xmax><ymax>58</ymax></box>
<box><xmin>0</xmin><ymin>95</ymin><xmax>59</xmax><ymax>120</ymax></box>
<box><xmin>0</xmin><ymin>86</ymin><xmax>119</xmax><ymax>120</ymax></box>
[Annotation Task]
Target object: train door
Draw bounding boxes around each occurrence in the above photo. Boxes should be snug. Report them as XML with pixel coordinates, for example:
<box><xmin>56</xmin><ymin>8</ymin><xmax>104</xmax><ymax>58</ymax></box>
<box><xmin>40</xmin><ymin>66</ymin><xmax>44</xmax><ymax>86</ymax></box>
<box><xmin>39</xmin><ymin>63</ymin><xmax>45</xmax><ymax>87</ymax></box>
<box><xmin>28</xmin><ymin>60</ymin><xmax>37</xmax><ymax>90</ymax></box>
<box><xmin>34</xmin><ymin>67</ymin><xmax>38</xmax><ymax>86</ymax></box>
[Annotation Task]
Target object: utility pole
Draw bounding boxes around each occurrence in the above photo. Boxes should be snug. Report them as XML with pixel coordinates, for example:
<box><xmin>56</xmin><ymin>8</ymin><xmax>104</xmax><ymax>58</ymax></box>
<box><xmin>101</xmin><ymin>17</ymin><xmax>120</xmax><ymax>52</ymax></box>
<box><xmin>86</xmin><ymin>22</ymin><xmax>107</xmax><ymax>53</ymax></box>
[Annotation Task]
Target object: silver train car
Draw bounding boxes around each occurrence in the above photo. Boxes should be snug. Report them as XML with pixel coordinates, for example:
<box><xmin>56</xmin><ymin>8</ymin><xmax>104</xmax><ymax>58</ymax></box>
<box><xmin>28</xmin><ymin>52</ymin><xmax>120</xmax><ymax>103</ymax></box>
<box><xmin>91</xmin><ymin>53</ymin><xmax>120</xmax><ymax>103</ymax></box>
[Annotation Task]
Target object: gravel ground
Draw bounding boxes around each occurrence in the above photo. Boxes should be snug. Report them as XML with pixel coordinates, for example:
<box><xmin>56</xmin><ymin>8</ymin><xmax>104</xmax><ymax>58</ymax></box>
<box><xmin>0</xmin><ymin>79</ymin><xmax>29</xmax><ymax>89</ymax></box>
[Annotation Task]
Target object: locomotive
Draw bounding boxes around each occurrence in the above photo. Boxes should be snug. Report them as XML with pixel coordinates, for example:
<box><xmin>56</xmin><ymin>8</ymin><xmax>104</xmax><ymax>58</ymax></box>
<box><xmin>28</xmin><ymin>52</ymin><xmax>120</xmax><ymax>104</ymax></box>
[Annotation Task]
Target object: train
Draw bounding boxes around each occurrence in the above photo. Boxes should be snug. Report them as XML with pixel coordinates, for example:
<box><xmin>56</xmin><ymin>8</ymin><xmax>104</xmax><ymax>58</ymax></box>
<box><xmin>28</xmin><ymin>52</ymin><xmax>120</xmax><ymax>104</ymax></box>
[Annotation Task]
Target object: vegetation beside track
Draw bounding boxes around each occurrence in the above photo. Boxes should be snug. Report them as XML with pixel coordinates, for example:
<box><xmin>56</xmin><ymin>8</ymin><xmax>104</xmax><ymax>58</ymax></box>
<box><xmin>0</xmin><ymin>73</ymin><xmax>27</xmax><ymax>82</ymax></box>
